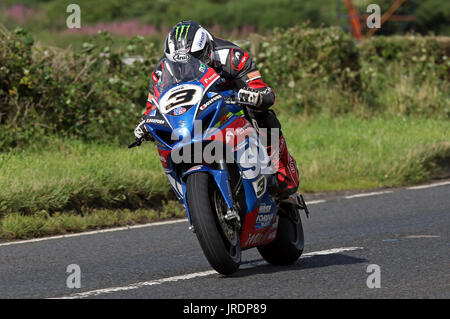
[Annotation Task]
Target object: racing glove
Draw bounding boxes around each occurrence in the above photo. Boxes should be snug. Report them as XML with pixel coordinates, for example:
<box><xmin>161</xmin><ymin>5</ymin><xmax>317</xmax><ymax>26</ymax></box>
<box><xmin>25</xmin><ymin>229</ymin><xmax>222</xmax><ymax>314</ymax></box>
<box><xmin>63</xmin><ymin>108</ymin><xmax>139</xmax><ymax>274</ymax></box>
<box><xmin>134</xmin><ymin>120</ymin><xmax>153</xmax><ymax>141</ymax></box>
<box><xmin>238</xmin><ymin>87</ymin><xmax>262</xmax><ymax>108</ymax></box>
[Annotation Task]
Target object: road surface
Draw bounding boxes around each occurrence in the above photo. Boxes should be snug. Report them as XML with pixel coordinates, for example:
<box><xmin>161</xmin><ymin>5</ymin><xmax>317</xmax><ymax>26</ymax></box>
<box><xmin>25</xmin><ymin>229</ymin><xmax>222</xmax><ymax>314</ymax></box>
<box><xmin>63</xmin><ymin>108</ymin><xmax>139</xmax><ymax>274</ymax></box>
<box><xmin>0</xmin><ymin>181</ymin><xmax>448</xmax><ymax>299</ymax></box>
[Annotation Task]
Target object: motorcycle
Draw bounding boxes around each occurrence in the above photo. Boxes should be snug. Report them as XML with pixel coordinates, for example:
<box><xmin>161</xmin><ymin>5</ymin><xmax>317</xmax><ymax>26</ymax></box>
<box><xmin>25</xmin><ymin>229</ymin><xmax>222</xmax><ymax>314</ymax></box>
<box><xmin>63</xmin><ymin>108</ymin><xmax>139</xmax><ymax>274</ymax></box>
<box><xmin>129</xmin><ymin>57</ymin><xmax>309</xmax><ymax>275</ymax></box>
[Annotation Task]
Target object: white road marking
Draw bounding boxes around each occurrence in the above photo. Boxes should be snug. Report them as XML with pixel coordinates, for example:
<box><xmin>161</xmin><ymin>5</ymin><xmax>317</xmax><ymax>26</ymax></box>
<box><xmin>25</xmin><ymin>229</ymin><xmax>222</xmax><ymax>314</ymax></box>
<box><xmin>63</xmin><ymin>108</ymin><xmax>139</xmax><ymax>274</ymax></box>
<box><xmin>345</xmin><ymin>191</ymin><xmax>393</xmax><ymax>199</ymax></box>
<box><xmin>0</xmin><ymin>201</ymin><xmax>325</xmax><ymax>248</ymax></box>
<box><xmin>406</xmin><ymin>181</ymin><xmax>450</xmax><ymax>190</ymax></box>
<box><xmin>404</xmin><ymin>235</ymin><xmax>440</xmax><ymax>239</ymax></box>
<box><xmin>0</xmin><ymin>219</ymin><xmax>188</xmax><ymax>247</ymax></box>
<box><xmin>52</xmin><ymin>270</ymin><xmax>218</xmax><ymax>299</ymax></box>
<box><xmin>53</xmin><ymin>246</ymin><xmax>364</xmax><ymax>299</ymax></box>
<box><xmin>306</xmin><ymin>200</ymin><xmax>326</xmax><ymax>205</ymax></box>
<box><xmin>302</xmin><ymin>247</ymin><xmax>364</xmax><ymax>256</ymax></box>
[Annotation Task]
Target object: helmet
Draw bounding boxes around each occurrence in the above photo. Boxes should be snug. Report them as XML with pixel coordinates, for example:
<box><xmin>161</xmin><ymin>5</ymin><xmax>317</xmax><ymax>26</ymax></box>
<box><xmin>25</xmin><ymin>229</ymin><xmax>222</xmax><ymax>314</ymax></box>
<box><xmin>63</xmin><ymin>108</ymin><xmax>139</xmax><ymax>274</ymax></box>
<box><xmin>164</xmin><ymin>20</ymin><xmax>213</xmax><ymax>64</ymax></box>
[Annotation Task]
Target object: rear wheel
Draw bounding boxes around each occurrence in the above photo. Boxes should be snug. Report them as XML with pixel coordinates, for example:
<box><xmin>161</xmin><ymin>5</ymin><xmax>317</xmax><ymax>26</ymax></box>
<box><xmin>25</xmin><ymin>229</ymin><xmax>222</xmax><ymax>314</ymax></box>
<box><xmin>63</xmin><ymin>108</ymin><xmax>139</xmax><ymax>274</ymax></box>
<box><xmin>257</xmin><ymin>205</ymin><xmax>304</xmax><ymax>265</ymax></box>
<box><xmin>186</xmin><ymin>172</ymin><xmax>241</xmax><ymax>275</ymax></box>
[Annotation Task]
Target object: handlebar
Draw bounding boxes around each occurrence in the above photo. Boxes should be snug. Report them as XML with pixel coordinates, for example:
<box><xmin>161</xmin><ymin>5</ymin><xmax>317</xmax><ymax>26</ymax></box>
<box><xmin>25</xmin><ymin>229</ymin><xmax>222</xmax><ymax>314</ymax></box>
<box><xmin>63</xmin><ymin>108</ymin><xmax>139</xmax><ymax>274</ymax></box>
<box><xmin>128</xmin><ymin>132</ymin><xmax>152</xmax><ymax>149</ymax></box>
<box><xmin>128</xmin><ymin>138</ymin><xmax>144</xmax><ymax>149</ymax></box>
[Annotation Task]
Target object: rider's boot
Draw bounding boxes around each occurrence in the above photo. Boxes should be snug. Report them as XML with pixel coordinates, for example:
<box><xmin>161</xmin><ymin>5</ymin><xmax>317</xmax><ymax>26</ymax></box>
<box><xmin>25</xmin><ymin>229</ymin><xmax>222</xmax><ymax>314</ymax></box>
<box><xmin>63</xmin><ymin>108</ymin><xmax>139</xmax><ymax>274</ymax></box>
<box><xmin>267</xmin><ymin>133</ymin><xmax>299</xmax><ymax>199</ymax></box>
<box><xmin>253</xmin><ymin>110</ymin><xmax>300</xmax><ymax>199</ymax></box>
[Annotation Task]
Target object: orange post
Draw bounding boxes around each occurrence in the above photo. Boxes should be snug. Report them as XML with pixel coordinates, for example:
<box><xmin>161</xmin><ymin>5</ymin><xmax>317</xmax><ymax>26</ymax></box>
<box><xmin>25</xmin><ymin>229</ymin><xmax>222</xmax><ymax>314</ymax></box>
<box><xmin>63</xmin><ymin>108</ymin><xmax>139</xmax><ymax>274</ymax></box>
<box><xmin>344</xmin><ymin>0</ymin><xmax>364</xmax><ymax>40</ymax></box>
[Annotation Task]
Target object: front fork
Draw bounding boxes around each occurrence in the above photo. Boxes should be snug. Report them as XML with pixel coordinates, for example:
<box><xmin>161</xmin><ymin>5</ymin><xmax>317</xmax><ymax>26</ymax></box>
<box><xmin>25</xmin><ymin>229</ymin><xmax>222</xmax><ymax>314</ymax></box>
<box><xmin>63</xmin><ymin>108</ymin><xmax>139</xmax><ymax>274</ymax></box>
<box><xmin>218</xmin><ymin>159</ymin><xmax>241</xmax><ymax>228</ymax></box>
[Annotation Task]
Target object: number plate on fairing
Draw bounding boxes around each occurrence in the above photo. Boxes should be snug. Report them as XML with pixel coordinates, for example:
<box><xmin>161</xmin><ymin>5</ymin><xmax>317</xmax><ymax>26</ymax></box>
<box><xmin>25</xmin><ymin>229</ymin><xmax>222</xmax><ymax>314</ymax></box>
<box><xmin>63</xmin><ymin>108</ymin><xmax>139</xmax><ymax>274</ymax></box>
<box><xmin>158</xmin><ymin>84</ymin><xmax>203</xmax><ymax>114</ymax></box>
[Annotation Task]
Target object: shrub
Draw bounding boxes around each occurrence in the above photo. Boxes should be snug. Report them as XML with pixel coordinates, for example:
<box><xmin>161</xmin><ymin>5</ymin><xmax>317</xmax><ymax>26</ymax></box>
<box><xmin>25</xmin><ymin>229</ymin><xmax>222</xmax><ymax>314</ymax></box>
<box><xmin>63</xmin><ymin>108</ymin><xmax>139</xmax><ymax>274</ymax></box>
<box><xmin>0</xmin><ymin>26</ymin><xmax>159</xmax><ymax>150</ymax></box>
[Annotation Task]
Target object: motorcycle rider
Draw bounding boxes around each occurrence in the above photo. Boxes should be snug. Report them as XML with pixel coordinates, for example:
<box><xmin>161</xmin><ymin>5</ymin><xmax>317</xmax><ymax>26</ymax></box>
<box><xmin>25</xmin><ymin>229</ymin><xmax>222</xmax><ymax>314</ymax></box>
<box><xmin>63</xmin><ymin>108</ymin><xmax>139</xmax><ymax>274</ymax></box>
<box><xmin>135</xmin><ymin>20</ymin><xmax>299</xmax><ymax>198</ymax></box>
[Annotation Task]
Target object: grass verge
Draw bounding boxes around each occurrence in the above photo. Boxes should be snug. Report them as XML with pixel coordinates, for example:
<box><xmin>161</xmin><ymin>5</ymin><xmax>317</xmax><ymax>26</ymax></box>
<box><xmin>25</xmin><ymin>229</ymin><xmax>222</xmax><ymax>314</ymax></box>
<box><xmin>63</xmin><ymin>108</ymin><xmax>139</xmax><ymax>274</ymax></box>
<box><xmin>0</xmin><ymin>201</ymin><xmax>185</xmax><ymax>240</ymax></box>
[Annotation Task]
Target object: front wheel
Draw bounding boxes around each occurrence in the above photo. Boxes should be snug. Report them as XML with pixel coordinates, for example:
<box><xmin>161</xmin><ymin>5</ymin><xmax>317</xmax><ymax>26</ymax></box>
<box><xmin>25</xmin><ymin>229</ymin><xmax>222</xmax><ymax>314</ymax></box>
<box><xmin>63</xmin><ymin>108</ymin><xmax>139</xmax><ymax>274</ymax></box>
<box><xmin>257</xmin><ymin>205</ymin><xmax>304</xmax><ymax>265</ymax></box>
<box><xmin>186</xmin><ymin>172</ymin><xmax>241</xmax><ymax>275</ymax></box>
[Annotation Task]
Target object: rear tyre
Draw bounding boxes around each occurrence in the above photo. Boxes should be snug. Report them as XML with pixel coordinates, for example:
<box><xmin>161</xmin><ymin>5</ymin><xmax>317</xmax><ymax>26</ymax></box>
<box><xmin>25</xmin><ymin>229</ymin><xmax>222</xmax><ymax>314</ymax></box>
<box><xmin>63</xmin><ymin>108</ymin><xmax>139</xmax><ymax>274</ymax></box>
<box><xmin>257</xmin><ymin>205</ymin><xmax>304</xmax><ymax>265</ymax></box>
<box><xmin>186</xmin><ymin>172</ymin><xmax>241</xmax><ymax>275</ymax></box>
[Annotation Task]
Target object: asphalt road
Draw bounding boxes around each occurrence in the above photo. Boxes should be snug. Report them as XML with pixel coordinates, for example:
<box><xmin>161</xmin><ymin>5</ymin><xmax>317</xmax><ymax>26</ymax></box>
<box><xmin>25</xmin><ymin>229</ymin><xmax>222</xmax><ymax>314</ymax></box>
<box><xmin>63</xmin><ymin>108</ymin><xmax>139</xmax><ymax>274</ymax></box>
<box><xmin>0</xmin><ymin>181</ymin><xmax>449</xmax><ymax>299</ymax></box>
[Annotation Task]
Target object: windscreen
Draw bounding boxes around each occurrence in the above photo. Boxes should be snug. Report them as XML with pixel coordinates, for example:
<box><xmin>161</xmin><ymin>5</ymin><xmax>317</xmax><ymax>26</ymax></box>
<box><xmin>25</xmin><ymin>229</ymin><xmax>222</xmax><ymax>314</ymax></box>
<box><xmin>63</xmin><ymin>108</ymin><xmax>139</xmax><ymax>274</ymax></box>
<box><xmin>156</xmin><ymin>57</ymin><xmax>206</xmax><ymax>94</ymax></box>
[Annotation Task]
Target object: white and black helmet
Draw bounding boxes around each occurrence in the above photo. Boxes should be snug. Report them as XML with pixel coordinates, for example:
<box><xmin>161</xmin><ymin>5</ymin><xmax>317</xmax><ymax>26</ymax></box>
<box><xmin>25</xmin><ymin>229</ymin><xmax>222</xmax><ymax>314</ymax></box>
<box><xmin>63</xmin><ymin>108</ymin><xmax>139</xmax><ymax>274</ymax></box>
<box><xmin>164</xmin><ymin>20</ymin><xmax>213</xmax><ymax>64</ymax></box>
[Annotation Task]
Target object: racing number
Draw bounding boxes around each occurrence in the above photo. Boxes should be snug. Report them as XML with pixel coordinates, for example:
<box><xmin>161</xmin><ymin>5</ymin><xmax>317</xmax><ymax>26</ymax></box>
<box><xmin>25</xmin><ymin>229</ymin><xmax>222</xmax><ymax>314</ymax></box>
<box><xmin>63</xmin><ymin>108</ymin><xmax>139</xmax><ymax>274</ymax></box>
<box><xmin>166</xmin><ymin>89</ymin><xmax>196</xmax><ymax>109</ymax></box>
<box><xmin>256</xmin><ymin>177</ymin><xmax>266</xmax><ymax>197</ymax></box>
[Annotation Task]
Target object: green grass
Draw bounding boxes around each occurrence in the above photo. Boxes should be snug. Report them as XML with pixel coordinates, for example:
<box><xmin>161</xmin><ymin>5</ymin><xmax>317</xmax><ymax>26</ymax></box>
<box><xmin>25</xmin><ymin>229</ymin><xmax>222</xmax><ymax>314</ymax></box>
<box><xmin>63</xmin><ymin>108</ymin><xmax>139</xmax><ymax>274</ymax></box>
<box><xmin>0</xmin><ymin>202</ymin><xmax>185</xmax><ymax>240</ymax></box>
<box><xmin>0</xmin><ymin>114</ymin><xmax>449</xmax><ymax>239</ymax></box>
<box><xmin>282</xmin><ymin>115</ymin><xmax>450</xmax><ymax>191</ymax></box>
<box><xmin>0</xmin><ymin>139</ymin><xmax>171</xmax><ymax>215</ymax></box>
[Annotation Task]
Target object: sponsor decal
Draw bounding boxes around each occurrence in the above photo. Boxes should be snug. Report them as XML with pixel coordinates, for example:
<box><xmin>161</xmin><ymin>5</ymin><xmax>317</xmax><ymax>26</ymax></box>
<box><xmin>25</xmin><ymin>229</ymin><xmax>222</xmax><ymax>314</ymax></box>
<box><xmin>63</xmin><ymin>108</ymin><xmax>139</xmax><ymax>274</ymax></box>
<box><xmin>200</xmin><ymin>94</ymin><xmax>221</xmax><ymax>111</ymax></box>
<box><xmin>231</xmin><ymin>49</ymin><xmax>249</xmax><ymax>71</ymax></box>
<box><xmin>200</xmin><ymin>68</ymin><xmax>220</xmax><ymax>87</ymax></box>
<box><xmin>288</xmin><ymin>156</ymin><xmax>297</xmax><ymax>176</ymax></box>
<box><xmin>186</xmin><ymin>165</ymin><xmax>202</xmax><ymax>173</ymax></box>
<box><xmin>173</xmin><ymin>53</ymin><xmax>190</xmax><ymax>62</ymax></box>
<box><xmin>245</xmin><ymin>233</ymin><xmax>263</xmax><ymax>246</ymax></box>
<box><xmin>259</xmin><ymin>203</ymin><xmax>272</xmax><ymax>213</ymax></box>
<box><xmin>157</xmin><ymin>149</ymin><xmax>171</xmax><ymax>169</ymax></box>
<box><xmin>204</xmin><ymin>73</ymin><xmax>218</xmax><ymax>84</ymax></box>
<box><xmin>146</xmin><ymin>118</ymin><xmax>165</xmax><ymax>125</ymax></box>
<box><xmin>199</xmin><ymin>63</ymin><xmax>206</xmax><ymax>72</ymax></box>
<box><xmin>244</xmin><ymin>231</ymin><xmax>272</xmax><ymax>246</ymax></box>
<box><xmin>243</xmin><ymin>216</ymin><xmax>279</xmax><ymax>246</ymax></box>
<box><xmin>173</xmin><ymin>106</ymin><xmax>187</xmax><ymax>115</ymax></box>
<box><xmin>197</xmin><ymin>31</ymin><xmax>206</xmax><ymax>49</ymax></box>
<box><xmin>170</xmin><ymin>85</ymin><xmax>188</xmax><ymax>93</ymax></box>
<box><xmin>175</xmin><ymin>25</ymin><xmax>191</xmax><ymax>41</ymax></box>
<box><xmin>255</xmin><ymin>207</ymin><xmax>275</xmax><ymax>229</ymax></box>
<box><xmin>214</xmin><ymin>112</ymin><xmax>233</xmax><ymax>128</ymax></box>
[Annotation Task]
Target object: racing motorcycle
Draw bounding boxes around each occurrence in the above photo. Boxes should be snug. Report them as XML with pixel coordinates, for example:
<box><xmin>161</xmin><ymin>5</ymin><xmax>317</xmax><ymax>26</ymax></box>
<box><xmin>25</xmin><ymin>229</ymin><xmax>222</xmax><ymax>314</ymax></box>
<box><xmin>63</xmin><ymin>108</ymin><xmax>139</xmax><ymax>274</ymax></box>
<box><xmin>129</xmin><ymin>57</ymin><xmax>309</xmax><ymax>275</ymax></box>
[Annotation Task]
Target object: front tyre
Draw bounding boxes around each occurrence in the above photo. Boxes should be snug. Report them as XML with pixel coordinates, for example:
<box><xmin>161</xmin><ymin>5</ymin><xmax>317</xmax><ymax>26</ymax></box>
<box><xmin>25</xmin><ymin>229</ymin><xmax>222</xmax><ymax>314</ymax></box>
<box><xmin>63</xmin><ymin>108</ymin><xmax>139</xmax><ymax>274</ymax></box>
<box><xmin>186</xmin><ymin>172</ymin><xmax>241</xmax><ymax>275</ymax></box>
<box><xmin>257</xmin><ymin>205</ymin><xmax>304</xmax><ymax>265</ymax></box>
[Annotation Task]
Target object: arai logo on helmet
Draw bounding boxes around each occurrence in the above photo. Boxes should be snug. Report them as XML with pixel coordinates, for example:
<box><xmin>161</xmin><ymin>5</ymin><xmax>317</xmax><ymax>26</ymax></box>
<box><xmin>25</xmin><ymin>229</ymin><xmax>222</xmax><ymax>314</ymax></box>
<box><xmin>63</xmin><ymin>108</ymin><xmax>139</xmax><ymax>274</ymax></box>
<box><xmin>173</xmin><ymin>53</ymin><xmax>190</xmax><ymax>62</ymax></box>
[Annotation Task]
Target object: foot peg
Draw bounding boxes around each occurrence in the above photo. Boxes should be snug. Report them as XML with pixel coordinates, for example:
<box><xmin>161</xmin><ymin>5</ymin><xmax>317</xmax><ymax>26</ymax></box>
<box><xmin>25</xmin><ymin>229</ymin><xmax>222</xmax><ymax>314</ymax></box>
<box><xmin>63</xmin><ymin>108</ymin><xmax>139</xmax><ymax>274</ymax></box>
<box><xmin>286</xmin><ymin>194</ymin><xmax>310</xmax><ymax>218</ymax></box>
